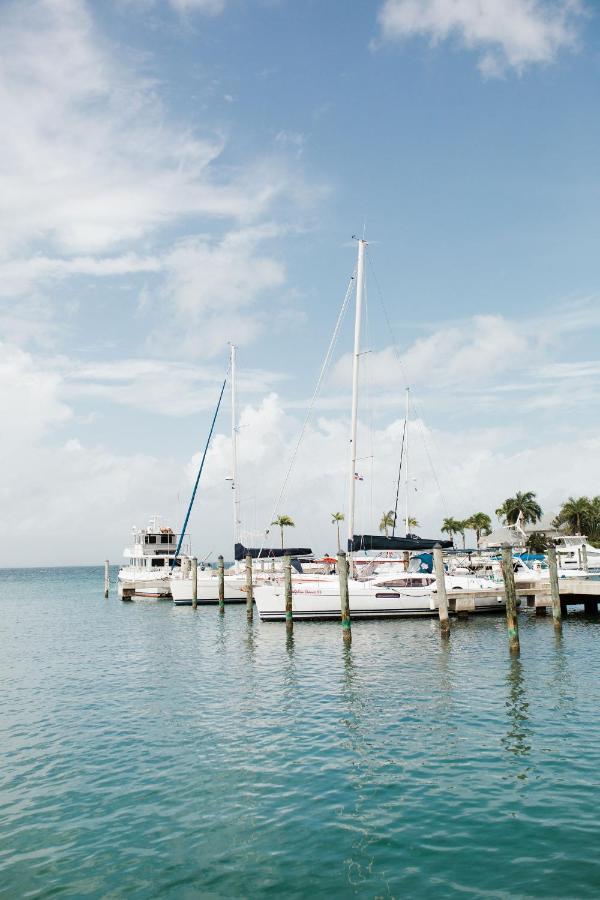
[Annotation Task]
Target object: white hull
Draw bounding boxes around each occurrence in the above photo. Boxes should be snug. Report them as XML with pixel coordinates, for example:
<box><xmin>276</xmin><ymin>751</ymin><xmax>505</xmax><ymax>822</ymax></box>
<box><xmin>254</xmin><ymin>575</ymin><xmax>506</xmax><ymax>621</ymax></box>
<box><xmin>118</xmin><ymin>569</ymin><xmax>171</xmax><ymax>597</ymax></box>
<box><xmin>170</xmin><ymin>574</ymin><xmax>247</xmax><ymax>605</ymax></box>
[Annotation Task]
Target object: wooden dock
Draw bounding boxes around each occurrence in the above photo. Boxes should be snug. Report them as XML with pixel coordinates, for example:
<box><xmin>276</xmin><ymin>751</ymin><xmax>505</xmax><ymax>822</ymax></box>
<box><xmin>446</xmin><ymin>578</ymin><xmax>600</xmax><ymax>614</ymax></box>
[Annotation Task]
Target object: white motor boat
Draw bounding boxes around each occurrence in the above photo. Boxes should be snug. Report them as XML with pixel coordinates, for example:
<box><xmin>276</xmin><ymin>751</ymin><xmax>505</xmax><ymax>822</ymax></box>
<box><xmin>254</xmin><ymin>570</ymin><xmax>505</xmax><ymax>621</ymax></box>
<box><xmin>555</xmin><ymin>535</ymin><xmax>600</xmax><ymax>570</ymax></box>
<box><xmin>118</xmin><ymin>517</ymin><xmax>184</xmax><ymax>597</ymax></box>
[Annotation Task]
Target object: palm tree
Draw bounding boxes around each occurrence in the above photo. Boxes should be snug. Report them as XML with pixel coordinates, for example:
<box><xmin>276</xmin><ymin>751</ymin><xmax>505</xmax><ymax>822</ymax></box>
<box><xmin>271</xmin><ymin>514</ymin><xmax>295</xmax><ymax>550</ymax></box>
<box><xmin>456</xmin><ymin>520</ymin><xmax>468</xmax><ymax>549</ymax></box>
<box><xmin>407</xmin><ymin>516</ymin><xmax>420</xmax><ymax>529</ymax></box>
<box><xmin>589</xmin><ymin>496</ymin><xmax>600</xmax><ymax>543</ymax></box>
<box><xmin>526</xmin><ymin>532</ymin><xmax>549</xmax><ymax>553</ymax></box>
<box><xmin>379</xmin><ymin>510</ymin><xmax>396</xmax><ymax>537</ymax></box>
<box><xmin>495</xmin><ymin>491</ymin><xmax>542</xmax><ymax>526</ymax></box>
<box><xmin>466</xmin><ymin>512</ymin><xmax>492</xmax><ymax>547</ymax></box>
<box><xmin>331</xmin><ymin>512</ymin><xmax>344</xmax><ymax>553</ymax></box>
<box><xmin>441</xmin><ymin>517</ymin><xmax>462</xmax><ymax>542</ymax></box>
<box><xmin>553</xmin><ymin>496</ymin><xmax>592</xmax><ymax>535</ymax></box>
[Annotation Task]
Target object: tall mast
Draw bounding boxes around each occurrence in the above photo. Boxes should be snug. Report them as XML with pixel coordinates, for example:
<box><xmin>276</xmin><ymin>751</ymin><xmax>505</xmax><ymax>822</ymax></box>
<box><xmin>347</xmin><ymin>238</ymin><xmax>366</xmax><ymax>555</ymax></box>
<box><xmin>230</xmin><ymin>343</ymin><xmax>240</xmax><ymax>547</ymax></box>
<box><xmin>404</xmin><ymin>387</ymin><xmax>409</xmax><ymax>536</ymax></box>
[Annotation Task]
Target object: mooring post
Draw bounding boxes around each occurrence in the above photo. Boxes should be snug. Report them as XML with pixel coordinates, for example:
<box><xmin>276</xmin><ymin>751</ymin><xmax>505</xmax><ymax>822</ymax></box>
<box><xmin>283</xmin><ymin>554</ymin><xmax>293</xmax><ymax>631</ymax></box>
<box><xmin>338</xmin><ymin>550</ymin><xmax>351</xmax><ymax>642</ymax></box>
<box><xmin>218</xmin><ymin>555</ymin><xmax>225</xmax><ymax>613</ymax></box>
<box><xmin>104</xmin><ymin>560</ymin><xmax>110</xmax><ymax>598</ymax></box>
<box><xmin>581</xmin><ymin>543</ymin><xmax>589</xmax><ymax>572</ymax></box>
<box><xmin>547</xmin><ymin>545</ymin><xmax>562</xmax><ymax>630</ymax></box>
<box><xmin>501</xmin><ymin>544</ymin><xmax>520</xmax><ymax>653</ymax></box>
<box><xmin>191</xmin><ymin>557</ymin><xmax>198</xmax><ymax>610</ymax></box>
<box><xmin>245</xmin><ymin>553</ymin><xmax>253</xmax><ymax>622</ymax></box>
<box><xmin>433</xmin><ymin>544</ymin><xmax>450</xmax><ymax>636</ymax></box>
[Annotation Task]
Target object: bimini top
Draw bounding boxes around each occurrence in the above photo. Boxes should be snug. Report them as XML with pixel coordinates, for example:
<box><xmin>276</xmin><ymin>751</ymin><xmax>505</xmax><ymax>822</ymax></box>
<box><xmin>349</xmin><ymin>534</ymin><xmax>453</xmax><ymax>552</ymax></box>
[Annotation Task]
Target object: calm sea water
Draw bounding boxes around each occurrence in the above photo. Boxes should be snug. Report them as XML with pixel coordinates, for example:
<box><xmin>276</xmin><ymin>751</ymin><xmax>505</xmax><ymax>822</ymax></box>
<box><xmin>2</xmin><ymin>567</ymin><xmax>600</xmax><ymax>898</ymax></box>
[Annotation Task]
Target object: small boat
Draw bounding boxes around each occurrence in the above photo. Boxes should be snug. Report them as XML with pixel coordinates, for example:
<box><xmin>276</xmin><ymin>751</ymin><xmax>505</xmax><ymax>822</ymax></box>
<box><xmin>118</xmin><ymin>517</ymin><xmax>183</xmax><ymax>597</ymax></box>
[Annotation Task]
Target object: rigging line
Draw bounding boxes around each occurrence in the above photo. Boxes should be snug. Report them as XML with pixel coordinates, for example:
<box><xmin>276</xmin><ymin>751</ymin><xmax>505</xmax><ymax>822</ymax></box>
<box><xmin>172</xmin><ymin>374</ymin><xmax>228</xmax><ymax>567</ymax></box>
<box><xmin>259</xmin><ymin>271</ymin><xmax>356</xmax><ymax>553</ymax></box>
<box><xmin>365</xmin><ymin>248</ymin><xmax>449</xmax><ymax>516</ymax></box>
<box><xmin>392</xmin><ymin>418</ymin><xmax>407</xmax><ymax>537</ymax></box>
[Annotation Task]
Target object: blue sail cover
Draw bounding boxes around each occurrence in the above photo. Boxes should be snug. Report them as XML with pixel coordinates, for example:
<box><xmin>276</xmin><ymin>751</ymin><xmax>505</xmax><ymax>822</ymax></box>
<box><xmin>349</xmin><ymin>535</ymin><xmax>453</xmax><ymax>552</ymax></box>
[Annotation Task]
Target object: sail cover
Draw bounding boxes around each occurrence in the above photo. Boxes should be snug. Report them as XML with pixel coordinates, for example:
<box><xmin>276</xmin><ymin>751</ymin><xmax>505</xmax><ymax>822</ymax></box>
<box><xmin>235</xmin><ymin>543</ymin><xmax>313</xmax><ymax>561</ymax></box>
<box><xmin>349</xmin><ymin>535</ymin><xmax>453</xmax><ymax>552</ymax></box>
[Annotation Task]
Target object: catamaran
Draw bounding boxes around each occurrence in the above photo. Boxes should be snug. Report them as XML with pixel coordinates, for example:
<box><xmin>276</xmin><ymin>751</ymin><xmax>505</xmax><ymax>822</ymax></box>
<box><xmin>253</xmin><ymin>238</ymin><xmax>504</xmax><ymax>620</ymax></box>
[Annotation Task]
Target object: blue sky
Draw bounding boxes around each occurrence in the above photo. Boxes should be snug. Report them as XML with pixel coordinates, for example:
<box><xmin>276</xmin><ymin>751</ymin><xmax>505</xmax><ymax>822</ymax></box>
<box><xmin>2</xmin><ymin>0</ymin><xmax>599</xmax><ymax>565</ymax></box>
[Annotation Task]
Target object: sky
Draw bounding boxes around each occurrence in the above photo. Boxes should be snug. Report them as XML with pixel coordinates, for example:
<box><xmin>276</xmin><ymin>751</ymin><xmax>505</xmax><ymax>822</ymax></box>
<box><xmin>2</xmin><ymin>0</ymin><xmax>600</xmax><ymax>566</ymax></box>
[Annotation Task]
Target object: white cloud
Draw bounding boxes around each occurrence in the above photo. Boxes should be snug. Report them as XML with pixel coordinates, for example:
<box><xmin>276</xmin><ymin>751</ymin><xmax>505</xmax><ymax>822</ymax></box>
<box><xmin>168</xmin><ymin>0</ymin><xmax>226</xmax><ymax>13</ymax></box>
<box><xmin>333</xmin><ymin>314</ymin><xmax>531</xmax><ymax>390</ymax></box>
<box><xmin>63</xmin><ymin>357</ymin><xmax>285</xmax><ymax>416</ymax></box>
<box><xmin>145</xmin><ymin>226</ymin><xmax>288</xmax><ymax>357</ymax></box>
<box><xmin>0</xmin><ymin>0</ymin><xmax>299</xmax><ymax>260</ymax></box>
<box><xmin>376</xmin><ymin>0</ymin><xmax>584</xmax><ymax>76</ymax></box>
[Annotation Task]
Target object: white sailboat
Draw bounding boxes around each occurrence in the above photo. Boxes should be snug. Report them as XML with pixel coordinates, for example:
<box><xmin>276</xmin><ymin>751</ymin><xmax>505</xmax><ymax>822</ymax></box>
<box><xmin>254</xmin><ymin>238</ymin><xmax>503</xmax><ymax>620</ymax></box>
<box><xmin>170</xmin><ymin>344</ymin><xmax>247</xmax><ymax>605</ymax></box>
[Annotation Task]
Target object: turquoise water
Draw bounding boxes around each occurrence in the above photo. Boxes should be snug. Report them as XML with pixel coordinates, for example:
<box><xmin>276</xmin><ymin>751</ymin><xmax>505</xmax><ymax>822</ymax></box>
<box><xmin>2</xmin><ymin>568</ymin><xmax>600</xmax><ymax>898</ymax></box>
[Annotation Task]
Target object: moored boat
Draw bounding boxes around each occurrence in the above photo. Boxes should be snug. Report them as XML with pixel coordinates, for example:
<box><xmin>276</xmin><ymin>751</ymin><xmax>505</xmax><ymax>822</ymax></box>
<box><xmin>118</xmin><ymin>517</ymin><xmax>183</xmax><ymax>597</ymax></box>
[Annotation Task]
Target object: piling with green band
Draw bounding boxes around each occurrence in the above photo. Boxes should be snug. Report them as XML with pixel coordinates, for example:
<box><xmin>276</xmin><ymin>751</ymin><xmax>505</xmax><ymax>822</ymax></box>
<box><xmin>284</xmin><ymin>554</ymin><xmax>293</xmax><ymax>631</ymax></box>
<box><xmin>547</xmin><ymin>546</ymin><xmax>562</xmax><ymax>630</ymax></box>
<box><xmin>191</xmin><ymin>557</ymin><xmax>198</xmax><ymax>610</ymax></box>
<box><xmin>433</xmin><ymin>544</ymin><xmax>450</xmax><ymax>636</ymax></box>
<box><xmin>218</xmin><ymin>555</ymin><xmax>225</xmax><ymax>613</ymax></box>
<box><xmin>501</xmin><ymin>544</ymin><xmax>520</xmax><ymax>653</ymax></box>
<box><xmin>338</xmin><ymin>551</ymin><xmax>351</xmax><ymax>642</ymax></box>
<box><xmin>245</xmin><ymin>553</ymin><xmax>253</xmax><ymax>622</ymax></box>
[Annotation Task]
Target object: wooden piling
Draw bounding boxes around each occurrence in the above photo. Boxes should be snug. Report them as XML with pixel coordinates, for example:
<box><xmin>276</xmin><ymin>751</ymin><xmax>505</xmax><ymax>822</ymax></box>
<box><xmin>191</xmin><ymin>557</ymin><xmax>198</xmax><ymax>610</ymax></box>
<box><xmin>245</xmin><ymin>553</ymin><xmax>253</xmax><ymax>622</ymax></box>
<box><xmin>581</xmin><ymin>544</ymin><xmax>589</xmax><ymax>572</ymax></box>
<box><xmin>501</xmin><ymin>544</ymin><xmax>520</xmax><ymax>653</ymax></box>
<box><xmin>104</xmin><ymin>560</ymin><xmax>109</xmax><ymax>598</ymax></box>
<box><xmin>338</xmin><ymin>551</ymin><xmax>351</xmax><ymax>642</ymax></box>
<box><xmin>218</xmin><ymin>555</ymin><xmax>225</xmax><ymax>613</ymax></box>
<box><xmin>433</xmin><ymin>544</ymin><xmax>450</xmax><ymax>636</ymax></box>
<box><xmin>284</xmin><ymin>554</ymin><xmax>293</xmax><ymax>631</ymax></box>
<box><xmin>547</xmin><ymin>546</ymin><xmax>562</xmax><ymax>630</ymax></box>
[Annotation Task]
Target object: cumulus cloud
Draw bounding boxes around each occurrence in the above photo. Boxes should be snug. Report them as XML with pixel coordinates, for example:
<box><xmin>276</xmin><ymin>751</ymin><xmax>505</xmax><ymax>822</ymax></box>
<box><xmin>0</xmin><ymin>0</ymin><xmax>303</xmax><ymax>260</ymax></box>
<box><xmin>376</xmin><ymin>0</ymin><xmax>584</xmax><ymax>76</ymax></box>
<box><xmin>333</xmin><ymin>314</ymin><xmax>532</xmax><ymax>391</ymax></box>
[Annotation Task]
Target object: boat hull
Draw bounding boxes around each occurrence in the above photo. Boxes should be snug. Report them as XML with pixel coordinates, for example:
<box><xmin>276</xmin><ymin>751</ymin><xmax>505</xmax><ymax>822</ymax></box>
<box><xmin>117</xmin><ymin>571</ymin><xmax>171</xmax><ymax>598</ymax></box>
<box><xmin>170</xmin><ymin>575</ymin><xmax>247</xmax><ymax>605</ymax></box>
<box><xmin>254</xmin><ymin>579</ymin><xmax>506</xmax><ymax>621</ymax></box>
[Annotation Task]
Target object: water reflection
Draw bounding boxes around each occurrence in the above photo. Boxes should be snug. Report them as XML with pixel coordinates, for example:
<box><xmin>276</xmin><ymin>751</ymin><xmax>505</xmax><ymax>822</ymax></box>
<box><xmin>551</xmin><ymin>627</ymin><xmax>573</xmax><ymax>710</ymax></box>
<box><xmin>339</xmin><ymin>642</ymin><xmax>394</xmax><ymax>894</ymax></box>
<box><xmin>502</xmin><ymin>657</ymin><xmax>531</xmax><ymax>761</ymax></box>
<box><xmin>244</xmin><ymin>619</ymin><xmax>256</xmax><ymax>665</ymax></box>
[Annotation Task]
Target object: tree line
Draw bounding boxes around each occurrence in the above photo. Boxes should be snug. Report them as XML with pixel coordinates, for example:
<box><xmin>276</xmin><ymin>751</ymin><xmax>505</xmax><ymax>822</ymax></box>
<box><xmin>272</xmin><ymin>491</ymin><xmax>600</xmax><ymax>554</ymax></box>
